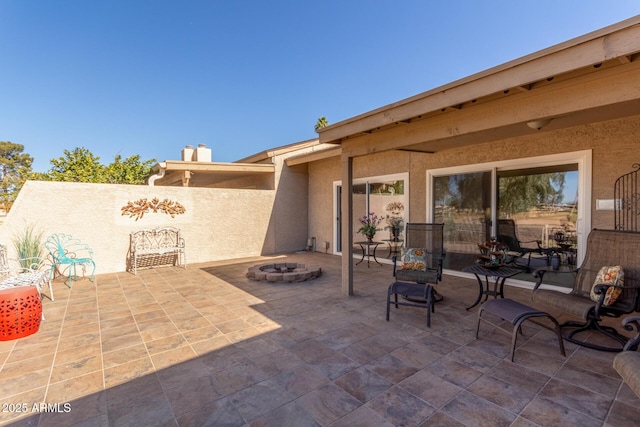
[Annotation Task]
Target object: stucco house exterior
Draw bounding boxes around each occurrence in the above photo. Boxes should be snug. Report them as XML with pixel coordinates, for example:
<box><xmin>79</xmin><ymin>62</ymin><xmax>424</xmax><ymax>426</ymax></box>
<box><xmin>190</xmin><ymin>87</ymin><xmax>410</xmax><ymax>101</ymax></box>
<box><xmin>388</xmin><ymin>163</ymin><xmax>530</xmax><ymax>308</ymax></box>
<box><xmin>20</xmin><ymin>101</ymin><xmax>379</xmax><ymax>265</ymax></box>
<box><xmin>2</xmin><ymin>16</ymin><xmax>639</xmax><ymax>291</ymax></box>
<box><xmin>291</xmin><ymin>15</ymin><xmax>640</xmax><ymax>294</ymax></box>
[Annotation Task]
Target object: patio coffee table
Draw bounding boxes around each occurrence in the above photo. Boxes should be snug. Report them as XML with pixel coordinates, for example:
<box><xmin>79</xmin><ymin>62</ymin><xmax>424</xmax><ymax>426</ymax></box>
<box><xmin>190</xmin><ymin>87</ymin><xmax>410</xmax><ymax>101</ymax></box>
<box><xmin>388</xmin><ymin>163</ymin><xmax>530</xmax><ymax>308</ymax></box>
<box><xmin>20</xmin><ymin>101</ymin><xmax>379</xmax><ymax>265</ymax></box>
<box><xmin>462</xmin><ymin>264</ymin><xmax>522</xmax><ymax>310</ymax></box>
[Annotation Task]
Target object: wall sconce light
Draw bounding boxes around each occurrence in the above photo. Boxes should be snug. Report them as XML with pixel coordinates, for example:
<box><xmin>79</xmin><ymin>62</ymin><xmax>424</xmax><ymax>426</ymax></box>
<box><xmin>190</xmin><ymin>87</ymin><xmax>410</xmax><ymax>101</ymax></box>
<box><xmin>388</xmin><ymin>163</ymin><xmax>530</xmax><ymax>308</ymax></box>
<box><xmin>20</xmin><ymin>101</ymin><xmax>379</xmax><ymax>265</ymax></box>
<box><xmin>526</xmin><ymin>118</ymin><xmax>553</xmax><ymax>130</ymax></box>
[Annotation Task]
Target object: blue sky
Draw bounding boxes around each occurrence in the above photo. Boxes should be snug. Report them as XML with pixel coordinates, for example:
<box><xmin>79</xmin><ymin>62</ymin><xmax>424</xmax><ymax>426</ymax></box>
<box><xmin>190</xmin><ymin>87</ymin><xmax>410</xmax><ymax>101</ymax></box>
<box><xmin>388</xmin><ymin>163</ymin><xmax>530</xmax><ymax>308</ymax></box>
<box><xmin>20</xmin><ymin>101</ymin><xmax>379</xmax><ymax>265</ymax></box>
<box><xmin>2</xmin><ymin>1</ymin><xmax>640</xmax><ymax>173</ymax></box>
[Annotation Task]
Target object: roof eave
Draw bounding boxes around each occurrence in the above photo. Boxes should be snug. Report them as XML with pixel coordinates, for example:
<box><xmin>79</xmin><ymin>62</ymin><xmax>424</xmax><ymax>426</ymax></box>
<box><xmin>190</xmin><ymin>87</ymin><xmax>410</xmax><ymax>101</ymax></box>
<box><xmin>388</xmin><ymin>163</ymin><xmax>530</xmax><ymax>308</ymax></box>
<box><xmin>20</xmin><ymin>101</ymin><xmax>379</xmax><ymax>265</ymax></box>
<box><xmin>235</xmin><ymin>138</ymin><xmax>321</xmax><ymax>163</ymax></box>
<box><xmin>159</xmin><ymin>160</ymin><xmax>275</xmax><ymax>173</ymax></box>
<box><xmin>318</xmin><ymin>15</ymin><xmax>640</xmax><ymax>144</ymax></box>
<box><xmin>285</xmin><ymin>146</ymin><xmax>342</xmax><ymax>166</ymax></box>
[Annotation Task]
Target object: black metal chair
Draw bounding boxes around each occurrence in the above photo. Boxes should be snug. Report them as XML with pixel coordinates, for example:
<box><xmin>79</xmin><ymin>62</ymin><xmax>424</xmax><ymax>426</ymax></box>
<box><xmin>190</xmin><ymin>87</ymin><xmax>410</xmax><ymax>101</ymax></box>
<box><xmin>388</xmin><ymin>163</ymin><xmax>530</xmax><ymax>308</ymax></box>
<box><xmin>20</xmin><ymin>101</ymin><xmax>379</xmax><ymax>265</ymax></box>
<box><xmin>494</xmin><ymin>219</ymin><xmax>547</xmax><ymax>271</ymax></box>
<box><xmin>386</xmin><ymin>223</ymin><xmax>445</xmax><ymax>327</ymax></box>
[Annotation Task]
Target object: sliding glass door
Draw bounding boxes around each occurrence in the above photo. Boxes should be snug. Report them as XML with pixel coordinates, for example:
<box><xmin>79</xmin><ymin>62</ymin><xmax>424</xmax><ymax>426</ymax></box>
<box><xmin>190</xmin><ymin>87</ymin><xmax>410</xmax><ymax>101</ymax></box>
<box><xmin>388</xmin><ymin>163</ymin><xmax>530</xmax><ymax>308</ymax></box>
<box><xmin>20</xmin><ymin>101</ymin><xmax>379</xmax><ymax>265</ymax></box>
<box><xmin>428</xmin><ymin>151</ymin><xmax>591</xmax><ymax>284</ymax></box>
<box><xmin>497</xmin><ymin>166</ymin><xmax>579</xmax><ymax>255</ymax></box>
<box><xmin>335</xmin><ymin>173</ymin><xmax>408</xmax><ymax>254</ymax></box>
<box><xmin>433</xmin><ymin>171</ymin><xmax>492</xmax><ymax>270</ymax></box>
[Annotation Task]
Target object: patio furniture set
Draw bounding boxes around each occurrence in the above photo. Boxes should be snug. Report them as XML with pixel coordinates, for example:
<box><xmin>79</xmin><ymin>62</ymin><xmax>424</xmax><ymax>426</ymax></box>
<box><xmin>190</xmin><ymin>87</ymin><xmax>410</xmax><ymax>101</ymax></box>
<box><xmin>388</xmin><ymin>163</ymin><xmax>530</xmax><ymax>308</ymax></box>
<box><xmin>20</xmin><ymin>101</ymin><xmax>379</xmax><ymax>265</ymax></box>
<box><xmin>385</xmin><ymin>221</ymin><xmax>640</xmax><ymax>397</ymax></box>
<box><xmin>0</xmin><ymin>233</ymin><xmax>96</xmax><ymax>340</ymax></box>
<box><xmin>0</xmin><ymin>227</ymin><xmax>189</xmax><ymax>341</ymax></box>
<box><xmin>0</xmin><ymin>245</ymin><xmax>48</xmax><ymax>341</ymax></box>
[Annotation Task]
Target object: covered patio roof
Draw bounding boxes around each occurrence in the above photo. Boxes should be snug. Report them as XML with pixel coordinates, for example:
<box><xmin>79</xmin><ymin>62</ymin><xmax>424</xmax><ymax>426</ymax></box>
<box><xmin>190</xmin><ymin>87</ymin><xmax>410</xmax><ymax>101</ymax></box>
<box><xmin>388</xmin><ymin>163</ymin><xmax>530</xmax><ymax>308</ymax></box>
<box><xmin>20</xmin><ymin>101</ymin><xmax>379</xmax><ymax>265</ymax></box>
<box><xmin>319</xmin><ymin>15</ymin><xmax>640</xmax><ymax>295</ymax></box>
<box><xmin>318</xmin><ymin>15</ymin><xmax>640</xmax><ymax>157</ymax></box>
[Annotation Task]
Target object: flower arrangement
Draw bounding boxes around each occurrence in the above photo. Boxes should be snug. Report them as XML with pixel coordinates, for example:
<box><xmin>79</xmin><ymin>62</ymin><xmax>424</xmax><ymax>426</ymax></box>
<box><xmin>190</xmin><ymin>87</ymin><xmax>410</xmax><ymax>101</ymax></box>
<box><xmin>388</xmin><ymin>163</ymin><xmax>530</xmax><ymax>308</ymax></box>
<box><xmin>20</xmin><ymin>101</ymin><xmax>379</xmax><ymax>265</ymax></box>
<box><xmin>358</xmin><ymin>212</ymin><xmax>382</xmax><ymax>239</ymax></box>
<box><xmin>476</xmin><ymin>241</ymin><xmax>509</xmax><ymax>268</ymax></box>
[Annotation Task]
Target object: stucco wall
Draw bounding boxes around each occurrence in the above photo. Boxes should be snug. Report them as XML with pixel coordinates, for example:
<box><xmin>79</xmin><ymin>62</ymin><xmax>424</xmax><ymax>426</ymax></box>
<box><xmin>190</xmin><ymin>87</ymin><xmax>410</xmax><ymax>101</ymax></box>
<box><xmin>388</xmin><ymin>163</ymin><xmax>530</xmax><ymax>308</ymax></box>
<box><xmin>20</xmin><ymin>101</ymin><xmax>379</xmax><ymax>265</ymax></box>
<box><xmin>0</xmin><ymin>180</ymin><xmax>290</xmax><ymax>274</ymax></box>
<box><xmin>422</xmin><ymin>115</ymin><xmax>640</xmax><ymax>230</ymax></box>
<box><xmin>308</xmin><ymin>150</ymin><xmax>414</xmax><ymax>253</ymax></box>
<box><xmin>263</xmin><ymin>159</ymin><xmax>309</xmax><ymax>254</ymax></box>
<box><xmin>308</xmin><ymin>114</ymin><xmax>640</xmax><ymax>252</ymax></box>
<box><xmin>308</xmin><ymin>157</ymin><xmax>339</xmax><ymax>254</ymax></box>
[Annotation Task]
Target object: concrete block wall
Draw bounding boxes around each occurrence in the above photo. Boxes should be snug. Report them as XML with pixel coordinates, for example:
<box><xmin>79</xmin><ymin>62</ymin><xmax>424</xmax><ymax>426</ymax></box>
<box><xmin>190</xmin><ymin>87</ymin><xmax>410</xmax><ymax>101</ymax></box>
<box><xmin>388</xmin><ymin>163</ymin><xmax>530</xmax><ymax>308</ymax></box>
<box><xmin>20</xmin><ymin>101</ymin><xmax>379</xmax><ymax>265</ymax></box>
<box><xmin>0</xmin><ymin>181</ymin><xmax>284</xmax><ymax>275</ymax></box>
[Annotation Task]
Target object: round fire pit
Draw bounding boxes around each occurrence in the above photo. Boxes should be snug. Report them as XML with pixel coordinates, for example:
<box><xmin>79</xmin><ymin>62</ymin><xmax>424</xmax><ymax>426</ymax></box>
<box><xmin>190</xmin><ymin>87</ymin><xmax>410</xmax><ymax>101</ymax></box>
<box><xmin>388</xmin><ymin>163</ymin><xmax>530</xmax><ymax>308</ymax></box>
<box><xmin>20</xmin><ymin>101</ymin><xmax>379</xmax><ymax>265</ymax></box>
<box><xmin>246</xmin><ymin>263</ymin><xmax>322</xmax><ymax>282</ymax></box>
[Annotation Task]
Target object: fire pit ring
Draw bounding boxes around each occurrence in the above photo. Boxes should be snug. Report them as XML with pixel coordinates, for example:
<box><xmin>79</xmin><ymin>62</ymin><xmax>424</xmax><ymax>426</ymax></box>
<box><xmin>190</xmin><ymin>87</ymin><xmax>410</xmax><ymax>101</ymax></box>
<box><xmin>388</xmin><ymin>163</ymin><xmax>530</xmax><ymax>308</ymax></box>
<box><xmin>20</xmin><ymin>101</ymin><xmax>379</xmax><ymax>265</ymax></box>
<box><xmin>246</xmin><ymin>263</ymin><xmax>322</xmax><ymax>282</ymax></box>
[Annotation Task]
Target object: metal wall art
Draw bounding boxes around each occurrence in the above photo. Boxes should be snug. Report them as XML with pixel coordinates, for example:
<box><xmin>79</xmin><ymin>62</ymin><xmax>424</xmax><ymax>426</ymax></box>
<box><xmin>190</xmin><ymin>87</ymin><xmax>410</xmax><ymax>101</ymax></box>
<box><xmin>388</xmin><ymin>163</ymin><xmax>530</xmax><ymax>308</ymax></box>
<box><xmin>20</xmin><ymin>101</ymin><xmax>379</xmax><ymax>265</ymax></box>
<box><xmin>121</xmin><ymin>198</ymin><xmax>186</xmax><ymax>221</ymax></box>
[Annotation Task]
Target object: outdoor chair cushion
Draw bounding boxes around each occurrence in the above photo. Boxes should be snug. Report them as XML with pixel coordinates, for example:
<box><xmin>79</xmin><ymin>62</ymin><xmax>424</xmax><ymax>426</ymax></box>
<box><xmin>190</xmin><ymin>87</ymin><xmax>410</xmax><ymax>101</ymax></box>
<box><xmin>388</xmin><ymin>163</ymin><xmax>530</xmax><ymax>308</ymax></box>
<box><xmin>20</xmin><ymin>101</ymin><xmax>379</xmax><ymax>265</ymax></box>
<box><xmin>589</xmin><ymin>265</ymin><xmax>624</xmax><ymax>306</ymax></box>
<box><xmin>400</xmin><ymin>248</ymin><xmax>428</xmax><ymax>271</ymax></box>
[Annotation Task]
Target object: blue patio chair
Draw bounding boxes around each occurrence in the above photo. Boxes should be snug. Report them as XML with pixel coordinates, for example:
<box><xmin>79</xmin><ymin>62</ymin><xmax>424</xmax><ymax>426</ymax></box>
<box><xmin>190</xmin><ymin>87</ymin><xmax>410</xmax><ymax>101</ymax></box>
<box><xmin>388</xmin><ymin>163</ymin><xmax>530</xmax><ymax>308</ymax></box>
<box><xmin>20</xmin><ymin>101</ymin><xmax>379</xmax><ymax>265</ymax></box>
<box><xmin>45</xmin><ymin>234</ymin><xmax>96</xmax><ymax>287</ymax></box>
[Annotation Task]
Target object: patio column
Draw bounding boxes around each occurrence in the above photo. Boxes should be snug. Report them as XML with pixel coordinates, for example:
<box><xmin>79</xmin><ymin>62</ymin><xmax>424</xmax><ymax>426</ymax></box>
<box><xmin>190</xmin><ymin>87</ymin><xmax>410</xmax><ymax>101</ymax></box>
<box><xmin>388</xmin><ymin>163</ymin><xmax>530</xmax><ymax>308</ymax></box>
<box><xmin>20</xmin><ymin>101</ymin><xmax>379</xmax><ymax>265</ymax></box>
<box><xmin>341</xmin><ymin>154</ymin><xmax>354</xmax><ymax>295</ymax></box>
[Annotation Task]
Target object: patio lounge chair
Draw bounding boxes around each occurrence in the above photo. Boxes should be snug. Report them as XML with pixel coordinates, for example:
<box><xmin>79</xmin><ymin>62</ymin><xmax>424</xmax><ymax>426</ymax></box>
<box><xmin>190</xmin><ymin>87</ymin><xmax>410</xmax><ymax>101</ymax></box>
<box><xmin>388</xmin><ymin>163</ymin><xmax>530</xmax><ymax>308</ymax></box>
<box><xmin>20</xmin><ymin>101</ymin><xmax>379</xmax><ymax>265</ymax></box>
<box><xmin>495</xmin><ymin>219</ymin><xmax>547</xmax><ymax>271</ymax></box>
<box><xmin>386</xmin><ymin>223</ymin><xmax>445</xmax><ymax>327</ymax></box>
<box><xmin>532</xmin><ymin>229</ymin><xmax>640</xmax><ymax>351</ymax></box>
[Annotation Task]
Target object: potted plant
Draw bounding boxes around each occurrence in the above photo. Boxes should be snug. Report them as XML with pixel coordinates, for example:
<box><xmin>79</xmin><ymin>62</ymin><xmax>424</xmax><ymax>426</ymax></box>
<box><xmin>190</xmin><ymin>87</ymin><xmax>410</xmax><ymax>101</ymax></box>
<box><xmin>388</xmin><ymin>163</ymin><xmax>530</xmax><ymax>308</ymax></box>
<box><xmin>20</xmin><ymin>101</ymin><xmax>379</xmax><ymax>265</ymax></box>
<box><xmin>12</xmin><ymin>225</ymin><xmax>45</xmax><ymax>269</ymax></box>
<box><xmin>358</xmin><ymin>212</ymin><xmax>382</xmax><ymax>241</ymax></box>
<box><xmin>385</xmin><ymin>216</ymin><xmax>404</xmax><ymax>241</ymax></box>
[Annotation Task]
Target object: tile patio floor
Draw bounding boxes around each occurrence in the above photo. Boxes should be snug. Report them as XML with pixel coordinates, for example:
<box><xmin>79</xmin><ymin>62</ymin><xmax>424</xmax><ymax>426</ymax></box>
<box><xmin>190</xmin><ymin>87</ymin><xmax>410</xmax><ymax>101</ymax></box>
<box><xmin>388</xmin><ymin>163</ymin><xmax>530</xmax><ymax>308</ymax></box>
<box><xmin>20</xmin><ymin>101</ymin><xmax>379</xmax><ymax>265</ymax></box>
<box><xmin>0</xmin><ymin>252</ymin><xmax>639</xmax><ymax>426</ymax></box>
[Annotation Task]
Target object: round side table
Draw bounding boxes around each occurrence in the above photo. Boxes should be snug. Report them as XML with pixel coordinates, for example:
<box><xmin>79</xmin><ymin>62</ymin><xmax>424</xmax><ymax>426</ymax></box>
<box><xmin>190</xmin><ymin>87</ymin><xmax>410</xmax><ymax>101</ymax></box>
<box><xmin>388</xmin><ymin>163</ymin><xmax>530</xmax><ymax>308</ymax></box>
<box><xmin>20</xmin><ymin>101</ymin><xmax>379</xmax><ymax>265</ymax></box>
<box><xmin>0</xmin><ymin>286</ymin><xmax>42</xmax><ymax>341</ymax></box>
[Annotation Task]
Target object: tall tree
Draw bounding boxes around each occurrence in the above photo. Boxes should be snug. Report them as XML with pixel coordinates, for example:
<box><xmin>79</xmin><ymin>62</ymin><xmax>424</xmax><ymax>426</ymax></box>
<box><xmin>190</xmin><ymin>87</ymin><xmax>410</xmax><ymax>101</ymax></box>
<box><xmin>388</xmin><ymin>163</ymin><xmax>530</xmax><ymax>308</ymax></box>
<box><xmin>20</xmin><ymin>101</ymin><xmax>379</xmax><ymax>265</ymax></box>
<box><xmin>46</xmin><ymin>147</ymin><xmax>106</xmax><ymax>183</ymax></box>
<box><xmin>0</xmin><ymin>141</ymin><xmax>33</xmax><ymax>212</ymax></box>
<box><xmin>499</xmin><ymin>173</ymin><xmax>565</xmax><ymax>217</ymax></box>
<box><xmin>38</xmin><ymin>147</ymin><xmax>157</xmax><ymax>185</ymax></box>
<box><xmin>104</xmin><ymin>154</ymin><xmax>156</xmax><ymax>184</ymax></box>
<box><xmin>314</xmin><ymin>116</ymin><xmax>329</xmax><ymax>133</ymax></box>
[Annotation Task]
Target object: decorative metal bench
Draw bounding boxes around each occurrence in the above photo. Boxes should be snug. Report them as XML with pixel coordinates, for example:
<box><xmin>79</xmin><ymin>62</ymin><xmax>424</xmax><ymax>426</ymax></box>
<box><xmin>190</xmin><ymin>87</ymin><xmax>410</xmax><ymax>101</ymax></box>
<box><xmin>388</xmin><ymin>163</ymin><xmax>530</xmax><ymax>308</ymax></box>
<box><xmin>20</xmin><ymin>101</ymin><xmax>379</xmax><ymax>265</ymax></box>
<box><xmin>128</xmin><ymin>227</ymin><xmax>186</xmax><ymax>275</ymax></box>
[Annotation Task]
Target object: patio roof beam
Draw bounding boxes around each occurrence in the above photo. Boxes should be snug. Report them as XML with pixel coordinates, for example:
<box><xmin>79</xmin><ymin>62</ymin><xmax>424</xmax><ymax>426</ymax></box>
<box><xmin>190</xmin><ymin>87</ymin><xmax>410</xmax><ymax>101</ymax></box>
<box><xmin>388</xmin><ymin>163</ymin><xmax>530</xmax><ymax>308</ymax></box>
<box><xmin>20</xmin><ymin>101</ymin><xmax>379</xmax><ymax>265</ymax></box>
<box><xmin>396</xmin><ymin>148</ymin><xmax>435</xmax><ymax>154</ymax></box>
<box><xmin>618</xmin><ymin>54</ymin><xmax>632</xmax><ymax>64</ymax></box>
<box><xmin>157</xmin><ymin>174</ymin><xmax>187</xmax><ymax>186</ymax></box>
<box><xmin>514</xmin><ymin>85</ymin><xmax>532</xmax><ymax>92</ymax></box>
